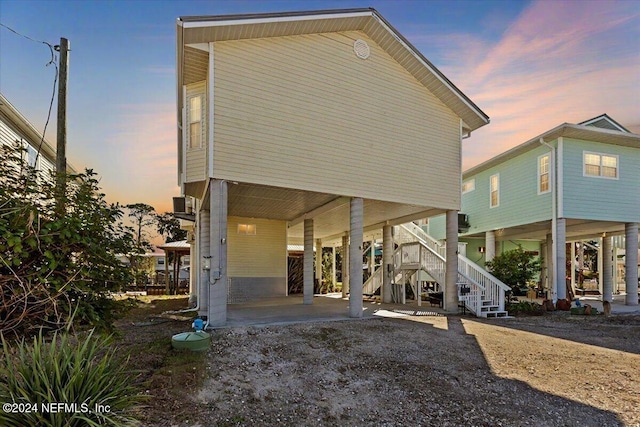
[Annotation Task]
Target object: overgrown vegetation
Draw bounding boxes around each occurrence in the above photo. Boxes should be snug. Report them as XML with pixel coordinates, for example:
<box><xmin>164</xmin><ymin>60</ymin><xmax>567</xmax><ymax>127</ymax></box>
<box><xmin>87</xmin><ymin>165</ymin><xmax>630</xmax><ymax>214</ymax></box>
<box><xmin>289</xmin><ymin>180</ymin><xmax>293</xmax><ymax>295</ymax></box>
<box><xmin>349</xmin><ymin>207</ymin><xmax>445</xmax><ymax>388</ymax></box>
<box><xmin>506</xmin><ymin>300</ymin><xmax>545</xmax><ymax>316</ymax></box>
<box><xmin>0</xmin><ymin>143</ymin><xmax>138</xmax><ymax>335</ymax></box>
<box><xmin>0</xmin><ymin>329</ymin><xmax>144</xmax><ymax>426</ymax></box>
<box><xmin>485</xmin><ymin>247</ymin><xmax>541</xmax><ymax>296</ymax></box>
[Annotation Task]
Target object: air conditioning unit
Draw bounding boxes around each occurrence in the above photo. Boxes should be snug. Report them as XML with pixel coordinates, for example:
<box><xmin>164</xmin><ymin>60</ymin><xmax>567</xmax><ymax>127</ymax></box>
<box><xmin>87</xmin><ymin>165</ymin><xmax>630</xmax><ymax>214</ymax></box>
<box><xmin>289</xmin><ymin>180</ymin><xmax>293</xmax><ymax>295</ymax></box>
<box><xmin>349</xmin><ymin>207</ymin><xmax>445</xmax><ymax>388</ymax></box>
<box><xmin>458</xmin><ymin>213</ymin><xmax>470</xmax><ymax>233</ymax></box>
<box><xmin>173</xmin><ymin>197</ymin><xmax>196</xmax><ymax>222</ymax></box>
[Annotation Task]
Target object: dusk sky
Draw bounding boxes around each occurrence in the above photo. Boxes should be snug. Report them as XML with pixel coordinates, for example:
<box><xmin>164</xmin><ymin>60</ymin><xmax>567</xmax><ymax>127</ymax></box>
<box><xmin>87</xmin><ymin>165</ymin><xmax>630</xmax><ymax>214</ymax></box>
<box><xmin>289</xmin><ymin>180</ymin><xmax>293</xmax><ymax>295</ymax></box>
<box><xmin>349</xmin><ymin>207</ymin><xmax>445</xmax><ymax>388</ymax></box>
<box><xmin>1</xmin><ymin>0</ymin><xmax>638</xmax><ymax>215</ymax></box>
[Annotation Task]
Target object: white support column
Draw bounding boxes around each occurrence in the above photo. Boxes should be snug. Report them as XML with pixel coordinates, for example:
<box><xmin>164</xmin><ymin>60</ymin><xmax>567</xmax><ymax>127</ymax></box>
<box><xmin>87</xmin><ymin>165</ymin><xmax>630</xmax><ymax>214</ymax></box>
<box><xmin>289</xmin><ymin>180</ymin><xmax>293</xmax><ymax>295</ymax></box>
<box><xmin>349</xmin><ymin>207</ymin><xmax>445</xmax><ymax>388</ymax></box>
<box><xmin>208</xmin><ymin>180</ymin><xmax>228</xmax><ymax>327</ymax></box>
<box><xmin>444</xmin><ymin>210</ymin><xmax>459</xmax><ymax>311</ymax></box>
<box><xmin>198</xmin><ymin>208</ymin><xmax>210</xmax><ymax>318</ymax></box>
<box><xmin>625</xmin><ymin>223</ymin><xmax>639</xmax><ymax>305</ymax></box>
<box><xmin>555</xmin><ymin>218</ymin><xmax>567</xmax><ymax>301</ymax></box>
<box><xmin>545</xmin><ymin>233</ymin><xmax>553</xmax><ymax>295</ymax></box>
<box><xmin>570</xmin><ymin>242</ymin><xmax>576</xmax><ymax>292</ymax></box>
<box><xmin>315</xmin><ymin>238</ymin><xmax>322</xmax><ymax>292</ymax></box>
<box><xmin>485</xmin><ymin>230</ymin><xmax>496</xmax><ymax>263</ymax></box>
<box><xmin>331</xmin><ymin>246</ymin><xmax>336</xmax><ymax>290</ymax></box>
<box><xmin>349</xmin><ymin>198</ymin><xmax>364</xmax><ymax>317</ymax></box>
<box><xmin>602</xmin><ymin>236</ymin><xmax>613</xmax><ymax>303</ymax></box>
<box><xmin>598</xmin><ymin>238</ymin><xmax>603</xmax><ymax>295</ymax></box>
<box><xmin>369</xmin><ymin>240</ymin><xmax>375</xmax><ymax>277</ymax></box>
<box><xmin>382</xmin><ymin>225</ymin><xmax>393</xmax><ymax>303</ymax></box>
<box><xmin>303</xmin><ymin>219</ymin><xmax>314</xmax><ymax>305</ymax></box>
<box><xmin>341</xmin><ymin>234</ymin><xmax>349</xmax><ymax>298</ymax></box>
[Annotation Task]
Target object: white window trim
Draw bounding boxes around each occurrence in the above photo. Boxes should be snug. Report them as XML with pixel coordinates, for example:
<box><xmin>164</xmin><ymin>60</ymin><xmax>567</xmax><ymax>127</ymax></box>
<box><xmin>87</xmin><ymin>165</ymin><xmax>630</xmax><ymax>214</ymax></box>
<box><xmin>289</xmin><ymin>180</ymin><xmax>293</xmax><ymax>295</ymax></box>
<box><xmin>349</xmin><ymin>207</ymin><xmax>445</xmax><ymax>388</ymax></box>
<box><xmin>462</xmin><ymin>179</ymin><xmax>475</xmax><ymax>194</ymax></box>
<box><xmin>186</xmin><ymin>94</ymin><xmax>204</xmax><ymax>150</ymax></box>
<box><xmin>489</xmin><ymin>173</ymin><xmax>500</xmax><ymax>208</ymax></box>
<box><xmin>537</xmin><ymin>153</ymin><xmax>550</xmax><ymax>195</ymax></box>
<box><xmin>583</xmin><ymin>151</ymin><xmax>619</xmax><ymax>180</ymax></box>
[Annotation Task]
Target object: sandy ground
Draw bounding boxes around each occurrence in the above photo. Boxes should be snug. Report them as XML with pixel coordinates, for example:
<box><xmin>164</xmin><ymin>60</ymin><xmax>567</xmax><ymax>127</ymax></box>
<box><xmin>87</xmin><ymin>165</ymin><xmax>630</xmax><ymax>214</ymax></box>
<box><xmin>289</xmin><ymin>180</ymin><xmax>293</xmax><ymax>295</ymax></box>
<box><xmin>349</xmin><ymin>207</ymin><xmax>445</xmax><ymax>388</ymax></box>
<box><xmin>146</xmin><ymin>312</ymin><xmax>640</xmax><ymax>427</ymax></box>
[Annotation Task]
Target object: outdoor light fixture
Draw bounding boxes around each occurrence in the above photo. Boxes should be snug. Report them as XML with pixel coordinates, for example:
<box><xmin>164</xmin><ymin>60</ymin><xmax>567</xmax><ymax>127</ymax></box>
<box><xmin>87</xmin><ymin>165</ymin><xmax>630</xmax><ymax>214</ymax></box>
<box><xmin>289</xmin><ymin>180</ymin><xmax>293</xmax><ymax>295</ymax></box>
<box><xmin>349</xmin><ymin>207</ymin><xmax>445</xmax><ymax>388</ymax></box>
<box><xmin>202</xmin><ymin>256</ymin><xmax>211</xmax><ymax>271</ymax></box>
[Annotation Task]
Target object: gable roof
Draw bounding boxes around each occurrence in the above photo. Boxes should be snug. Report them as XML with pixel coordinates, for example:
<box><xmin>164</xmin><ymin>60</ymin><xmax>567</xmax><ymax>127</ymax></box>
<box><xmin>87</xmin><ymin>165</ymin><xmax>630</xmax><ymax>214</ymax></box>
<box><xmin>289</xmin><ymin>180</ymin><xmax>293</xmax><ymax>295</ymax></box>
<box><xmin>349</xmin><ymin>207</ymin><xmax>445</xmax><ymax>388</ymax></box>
<box><xmin>464</xmin><ymin>117</ymin><xmax>640</xmax><ymax>178</ymax></box>
<box><xmin>177</xmin><ymin>8</ymin><xmax>489</xmax><ymax>133</ymax></box>
<box><xmin>579</xmin><ymin>114</ymin><xmax>630</xmax><ymax>133</ymax></box>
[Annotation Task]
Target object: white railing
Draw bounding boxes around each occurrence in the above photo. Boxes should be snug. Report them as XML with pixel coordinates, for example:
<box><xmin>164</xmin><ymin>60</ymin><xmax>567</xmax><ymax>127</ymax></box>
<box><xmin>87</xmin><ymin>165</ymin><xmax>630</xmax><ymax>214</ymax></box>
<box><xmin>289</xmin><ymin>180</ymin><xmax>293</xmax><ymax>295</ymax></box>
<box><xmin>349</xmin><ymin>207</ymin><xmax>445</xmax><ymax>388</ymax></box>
<box><xmin>363</xmin><ymin>268</ymin><xmax>382</xmax><ymax>295</ymax></box>
<box><xmin>361</xmin><ymin>221</ymin><xmax>508</xmax><ymax>316</ymax></box>
<box><xmin>457</xmin><ymin>272</ymin><xmax>484</xmax><ymax>315</ymax></box>
<box><xmin>399</xmin><ymin>223</ymin><xmax>447</xmax><ymax>259</ymax></box>
<box><xmin>395</xmin><ymin>241</ymin><xmax>446</xmax><ymax>285</ymax></box>
<box><xmin>458</xmin><ymin>254</ymin><xmax>509</xmax><ymax>312</ymax></box>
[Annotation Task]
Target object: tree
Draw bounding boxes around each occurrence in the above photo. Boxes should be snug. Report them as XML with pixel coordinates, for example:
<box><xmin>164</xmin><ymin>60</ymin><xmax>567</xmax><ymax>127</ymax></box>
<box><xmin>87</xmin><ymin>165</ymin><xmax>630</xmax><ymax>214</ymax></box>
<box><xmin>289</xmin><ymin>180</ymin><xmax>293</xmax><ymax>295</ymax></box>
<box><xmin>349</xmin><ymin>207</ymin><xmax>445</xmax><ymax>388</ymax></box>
<box><xmin>0</xmin><ymin>142</ymin><xmax>137</xmax><ymax>335</ymax></box>
<box><xmin>485</xmin><ymin>247</ymin><xmax>541</xmax><ymax>295</ymax></box>
<box><xmin>156</xmin><ymin>212</ymin><xmax>187</xmax><ymax>243</ymax></box>
<box><xmin>125</xmin><ymin>203</ymin><xmax>156</xmax><ymax>251</ymax></box>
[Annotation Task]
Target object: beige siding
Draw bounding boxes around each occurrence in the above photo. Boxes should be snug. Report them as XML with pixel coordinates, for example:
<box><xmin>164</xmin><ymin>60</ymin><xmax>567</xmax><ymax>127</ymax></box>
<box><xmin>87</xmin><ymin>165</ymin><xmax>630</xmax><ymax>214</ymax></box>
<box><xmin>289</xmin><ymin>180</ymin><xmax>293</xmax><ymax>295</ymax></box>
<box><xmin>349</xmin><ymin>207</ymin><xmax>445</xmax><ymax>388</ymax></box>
<box><xmin>227</xmin><ymin>216</ymin><xmax>287</xmax><ymax>277</ymax></box>
<box><xmin>185</xmin><ymin>81</ymin><xmax>207</xmax><ymax>183</ymax></box>
<box><xmin>213</xmin><ymin>31</ymin><xmax>461</xmax><ymax>208</ymax></box>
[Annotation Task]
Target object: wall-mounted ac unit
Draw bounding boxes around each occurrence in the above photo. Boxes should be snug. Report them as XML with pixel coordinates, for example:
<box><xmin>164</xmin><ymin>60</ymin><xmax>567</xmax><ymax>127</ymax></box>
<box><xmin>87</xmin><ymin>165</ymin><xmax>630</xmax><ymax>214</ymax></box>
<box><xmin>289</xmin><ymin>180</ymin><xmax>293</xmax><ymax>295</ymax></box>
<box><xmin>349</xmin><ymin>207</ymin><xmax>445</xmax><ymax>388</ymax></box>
<box><xmin>173</xmin><ymin>197</ymin><xmax>196</xmax><ymax>222</ymax></box>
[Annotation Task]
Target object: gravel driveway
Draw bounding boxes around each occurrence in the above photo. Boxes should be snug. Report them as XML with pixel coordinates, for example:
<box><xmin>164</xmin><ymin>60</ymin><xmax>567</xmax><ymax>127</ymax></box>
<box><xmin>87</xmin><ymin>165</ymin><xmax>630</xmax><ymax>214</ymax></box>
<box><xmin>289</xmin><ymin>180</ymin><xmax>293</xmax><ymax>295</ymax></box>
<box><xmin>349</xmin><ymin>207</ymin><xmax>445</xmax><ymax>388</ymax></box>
<box><xmin>177</xmin><ymin>312</ymin><xmax>640</xmax><ymax>427</ymax></box>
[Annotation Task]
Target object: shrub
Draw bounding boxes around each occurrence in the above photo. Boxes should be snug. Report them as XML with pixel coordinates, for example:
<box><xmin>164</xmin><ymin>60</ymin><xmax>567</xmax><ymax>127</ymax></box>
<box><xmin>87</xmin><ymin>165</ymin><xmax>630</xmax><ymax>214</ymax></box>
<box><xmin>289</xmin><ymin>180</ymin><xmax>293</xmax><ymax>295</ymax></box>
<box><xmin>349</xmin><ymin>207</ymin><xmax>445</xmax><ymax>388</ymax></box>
<box><xmin>0</xmin><ymin>329</ymin><xmax>144</xmax><ymax>426</ymax></box>
<box><xmin>485</xmin><ymin>247</ymin><xmax>541</xmax><ymax>295</ymax></box>
<box><xmin>0</xmin><ymin>142</ymin><xmax>138</xmax><ymax>334</ymax></box>
<box><xmin>506</xmin><ymin>301</ymin><xmax>545</xmax><ymax>316</ymax></box>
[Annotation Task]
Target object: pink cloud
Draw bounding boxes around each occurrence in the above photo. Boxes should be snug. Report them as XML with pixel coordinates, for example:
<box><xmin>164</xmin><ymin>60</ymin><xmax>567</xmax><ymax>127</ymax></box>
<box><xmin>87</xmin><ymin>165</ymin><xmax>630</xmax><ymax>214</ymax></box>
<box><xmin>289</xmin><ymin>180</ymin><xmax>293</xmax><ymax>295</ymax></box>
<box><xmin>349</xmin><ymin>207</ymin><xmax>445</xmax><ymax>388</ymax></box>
<box><xmin>449</xmin><ymin>0</ymin><xmax>640</xmax><ymax>170</ymax></box>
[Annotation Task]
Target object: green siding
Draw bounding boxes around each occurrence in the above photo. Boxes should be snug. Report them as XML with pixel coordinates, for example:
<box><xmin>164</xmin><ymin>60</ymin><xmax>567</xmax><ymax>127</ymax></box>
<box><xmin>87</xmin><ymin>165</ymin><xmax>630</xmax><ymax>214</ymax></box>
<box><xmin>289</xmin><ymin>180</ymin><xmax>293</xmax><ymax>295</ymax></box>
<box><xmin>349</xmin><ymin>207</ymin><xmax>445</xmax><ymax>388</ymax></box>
<box><xmin>459</xmin><ymin>238</ymin><xmax>541</xmax><ymax>268</ymax></box>
<box><xmin>460</xmin><ymin>144</ymin><xmax>553</xmax><ymax>235</ymax></box>
<box><xmin>561</xmin><ymin>138</ymin><xmax>640</xmax><ymax>222</ymax></box>
<box><xmin>426</xmin><ymin>215</ymin><xmax>446</xmax><ymax>240</ymax></box>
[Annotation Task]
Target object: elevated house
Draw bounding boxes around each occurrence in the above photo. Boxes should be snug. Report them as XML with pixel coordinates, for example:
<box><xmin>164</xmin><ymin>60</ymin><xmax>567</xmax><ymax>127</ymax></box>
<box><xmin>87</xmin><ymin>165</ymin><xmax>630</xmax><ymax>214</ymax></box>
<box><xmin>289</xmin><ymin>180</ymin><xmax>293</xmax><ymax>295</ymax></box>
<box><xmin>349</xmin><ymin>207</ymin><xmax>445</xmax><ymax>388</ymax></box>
<box><xmin>429</xmin><ymin>115</ymin><xmax>639</xmax><ymax>305</ymax></box>
<box><xmin>174</xmin><ymin>8</ymin><xmax>504</xmax><ymax>326</ymax></box>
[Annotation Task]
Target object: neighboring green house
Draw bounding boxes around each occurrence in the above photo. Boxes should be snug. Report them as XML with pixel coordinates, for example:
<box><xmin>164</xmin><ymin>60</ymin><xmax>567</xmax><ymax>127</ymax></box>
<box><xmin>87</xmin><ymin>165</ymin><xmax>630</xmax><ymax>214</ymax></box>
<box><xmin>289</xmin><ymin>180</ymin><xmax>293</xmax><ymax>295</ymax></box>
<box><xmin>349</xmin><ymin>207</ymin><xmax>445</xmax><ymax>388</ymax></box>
<box><xmin>429</xmin><ymin>115</ymin><xmax>639</xmax><ymax>305</ymax></box>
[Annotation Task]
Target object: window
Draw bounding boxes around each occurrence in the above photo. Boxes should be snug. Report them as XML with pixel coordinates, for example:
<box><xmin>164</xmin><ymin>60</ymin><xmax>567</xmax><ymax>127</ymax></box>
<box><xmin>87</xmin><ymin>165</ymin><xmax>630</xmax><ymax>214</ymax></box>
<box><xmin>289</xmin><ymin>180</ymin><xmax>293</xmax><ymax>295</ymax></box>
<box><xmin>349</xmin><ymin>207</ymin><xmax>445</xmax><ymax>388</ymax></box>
<box><xmin>27</xmin><ymin>145</ymin><xmax>38</xmax><ymax>168</ymax></box>
<box><xmin>237</xmin><ymin>224</ymin><xmax>256</xmax><ymax>235</ymax></box>
<box><xmin>538</xmin><ymin>154</ymin><xmax>550</xmax><ymax>194</ymax></box>
<box><xmin>462</xmin><ymin>179</ymin><xmax>475</xmax><ymax>194</ymax></box>
<box><xmin>490</xmin><ymin>174</ymin><xmax>499</xmax><ymax>208</ymax></box>
<box><xmin>584</xmin><ymin>152</ymin><xmax>618</xmax><ymax>179</ymax></box>
<box><xmin>188</xmin><ymin>95</ymin><xmax>203</xmax><ymax>149</ymax></box>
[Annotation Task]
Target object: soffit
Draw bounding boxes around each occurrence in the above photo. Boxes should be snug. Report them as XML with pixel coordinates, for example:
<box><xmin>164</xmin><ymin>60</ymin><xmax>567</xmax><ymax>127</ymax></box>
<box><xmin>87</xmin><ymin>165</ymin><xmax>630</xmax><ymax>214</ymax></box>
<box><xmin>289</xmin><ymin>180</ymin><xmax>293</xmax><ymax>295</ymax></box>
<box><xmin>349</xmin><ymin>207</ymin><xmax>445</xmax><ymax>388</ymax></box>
<box><xmin>463</xmin><ymin>219</ymin><xmax>629</xmax><ymax>242</ymax></box>
<box><xmin>227</xmin><ymin>182</ymin><xmax>440</xmax><ymax>240</ymax></box>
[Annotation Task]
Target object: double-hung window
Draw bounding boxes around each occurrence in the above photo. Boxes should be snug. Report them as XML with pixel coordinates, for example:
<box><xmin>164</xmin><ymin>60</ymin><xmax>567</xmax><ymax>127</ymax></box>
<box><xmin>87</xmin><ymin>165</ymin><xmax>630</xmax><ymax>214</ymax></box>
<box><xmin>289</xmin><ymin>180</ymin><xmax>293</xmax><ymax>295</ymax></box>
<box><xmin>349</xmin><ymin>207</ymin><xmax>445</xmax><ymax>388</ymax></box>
<box><xmin>490</xmin><ymin>174</ymin><xmax>499</xmax><ymax>208</ymax></box>
<box><xmin>538</xmin><ymin>154</ymin><xmax>550</xmax><ymax>194</ymax></box>
<box><xmin>584</xmin><ymin>152</ymin><xmax>618</xmax><ymax>179</ymax></box>
<box><xmin>188</xmin><ymin>95</ymin><xmax>203</xmax><ymax>149</ymax></box>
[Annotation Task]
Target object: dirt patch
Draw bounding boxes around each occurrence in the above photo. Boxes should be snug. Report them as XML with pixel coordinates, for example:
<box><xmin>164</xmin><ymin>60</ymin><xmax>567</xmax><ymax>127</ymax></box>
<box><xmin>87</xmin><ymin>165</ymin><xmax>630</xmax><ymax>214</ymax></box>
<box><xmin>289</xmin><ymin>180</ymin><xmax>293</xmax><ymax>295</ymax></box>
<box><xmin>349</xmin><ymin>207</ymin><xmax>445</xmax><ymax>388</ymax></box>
<box><xmin>116</xmin><ymin>301</ymin><xmax>640</xmax><ymax>427</ymax></box>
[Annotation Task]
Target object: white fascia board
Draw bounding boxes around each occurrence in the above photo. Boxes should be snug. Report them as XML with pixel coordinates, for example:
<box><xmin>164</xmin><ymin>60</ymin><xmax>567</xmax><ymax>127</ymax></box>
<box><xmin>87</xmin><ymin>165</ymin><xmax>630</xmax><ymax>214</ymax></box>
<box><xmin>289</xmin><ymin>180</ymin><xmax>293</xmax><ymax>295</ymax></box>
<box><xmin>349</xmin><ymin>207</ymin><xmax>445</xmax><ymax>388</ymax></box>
<box><xmin>181</xmin><ymin>11</ymin><xmax>373</xmax><ymax>29</ymax></box>
<box><xmin>370</xmin><ymin>13</ymin><xmax>489</xmax><ymax>126</ymax></box>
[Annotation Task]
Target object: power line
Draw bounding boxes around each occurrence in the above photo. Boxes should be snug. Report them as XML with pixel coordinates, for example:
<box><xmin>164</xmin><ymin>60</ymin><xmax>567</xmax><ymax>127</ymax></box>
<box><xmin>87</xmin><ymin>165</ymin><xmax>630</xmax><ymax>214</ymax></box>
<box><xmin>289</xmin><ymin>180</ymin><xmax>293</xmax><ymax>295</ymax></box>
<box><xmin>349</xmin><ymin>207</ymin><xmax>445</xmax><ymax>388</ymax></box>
<box><xmin>0</xmin><ymin>22</ymin><xmax>59</xmax><ymax>167</ymax></box>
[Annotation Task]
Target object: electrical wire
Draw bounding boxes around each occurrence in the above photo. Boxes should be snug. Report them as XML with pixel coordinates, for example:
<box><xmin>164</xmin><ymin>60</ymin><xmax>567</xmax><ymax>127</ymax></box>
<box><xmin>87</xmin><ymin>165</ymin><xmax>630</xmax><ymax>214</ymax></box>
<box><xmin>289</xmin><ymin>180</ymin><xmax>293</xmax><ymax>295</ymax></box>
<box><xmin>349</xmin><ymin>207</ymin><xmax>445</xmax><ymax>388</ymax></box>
<box><xmin>0</xmin><ymin>22</ymin><xmax>58</xmax><ymax>168</ymax></box>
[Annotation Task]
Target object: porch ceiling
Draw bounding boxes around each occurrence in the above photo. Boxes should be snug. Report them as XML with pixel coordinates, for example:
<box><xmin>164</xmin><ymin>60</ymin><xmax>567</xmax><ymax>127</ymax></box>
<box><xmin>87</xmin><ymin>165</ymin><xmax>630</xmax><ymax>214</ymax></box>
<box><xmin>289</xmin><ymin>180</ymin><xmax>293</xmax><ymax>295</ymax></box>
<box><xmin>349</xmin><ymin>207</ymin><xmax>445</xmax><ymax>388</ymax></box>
<box><xmin>226</xmin><ymin>182</ymin><xmax>443</xmax><ymax>242</ymax></box>
<box><xmin>463</xmin><ymin>219</ymin><xmax>630</xmax><ymax>242</ymax></box>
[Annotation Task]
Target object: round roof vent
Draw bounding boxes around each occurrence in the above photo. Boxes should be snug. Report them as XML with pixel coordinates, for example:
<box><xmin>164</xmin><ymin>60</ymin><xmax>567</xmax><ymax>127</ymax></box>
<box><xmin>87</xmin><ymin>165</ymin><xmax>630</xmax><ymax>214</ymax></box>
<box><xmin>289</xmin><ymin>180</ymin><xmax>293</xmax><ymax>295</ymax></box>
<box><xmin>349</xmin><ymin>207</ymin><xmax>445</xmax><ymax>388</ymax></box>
<box><xmin>353</xmin><ymin>39</ymin><xmax>370</xmax><ymax>60</ymax></box>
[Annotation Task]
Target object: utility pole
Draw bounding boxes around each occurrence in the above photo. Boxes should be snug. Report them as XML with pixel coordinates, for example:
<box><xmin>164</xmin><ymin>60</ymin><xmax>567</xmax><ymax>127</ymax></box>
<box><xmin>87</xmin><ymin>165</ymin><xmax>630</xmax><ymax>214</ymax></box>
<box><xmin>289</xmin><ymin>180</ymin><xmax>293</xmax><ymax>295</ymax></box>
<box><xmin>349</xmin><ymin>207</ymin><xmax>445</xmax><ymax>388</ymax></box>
<box><xmin>55</xmin><ymin>37</ymin><xmax>69</xmax><ymax>215</ymax></box>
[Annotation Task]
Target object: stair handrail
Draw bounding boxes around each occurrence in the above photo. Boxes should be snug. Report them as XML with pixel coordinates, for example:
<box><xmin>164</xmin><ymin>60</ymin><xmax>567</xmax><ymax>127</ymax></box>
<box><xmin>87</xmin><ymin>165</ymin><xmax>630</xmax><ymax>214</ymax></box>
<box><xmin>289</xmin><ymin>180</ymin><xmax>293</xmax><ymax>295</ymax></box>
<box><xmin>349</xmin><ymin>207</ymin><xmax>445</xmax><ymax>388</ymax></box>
<box><xmin>458</xmin><ymin>253</ymin><xmax>509</xmax><ymax>311</ymax></box>
<box><xmin>400</xmin><ymin>223</ymin><xmax>446</xmax><ymax>258</ymax></box>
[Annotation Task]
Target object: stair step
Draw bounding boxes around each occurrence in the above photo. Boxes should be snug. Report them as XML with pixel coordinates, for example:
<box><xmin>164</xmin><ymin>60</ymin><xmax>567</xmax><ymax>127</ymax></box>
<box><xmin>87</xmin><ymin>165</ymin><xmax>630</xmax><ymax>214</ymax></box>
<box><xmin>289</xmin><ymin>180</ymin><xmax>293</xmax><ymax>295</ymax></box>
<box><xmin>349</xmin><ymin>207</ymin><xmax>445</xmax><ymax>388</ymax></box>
<box><xmin>484</xmin><ymin>311</ymin><xmax>510</xmax><ymax>318</ymax></box>
<box><xmin>480</xmin><ymin>305</ymin><xmax>499</xmax><ymax>311</ymax></box>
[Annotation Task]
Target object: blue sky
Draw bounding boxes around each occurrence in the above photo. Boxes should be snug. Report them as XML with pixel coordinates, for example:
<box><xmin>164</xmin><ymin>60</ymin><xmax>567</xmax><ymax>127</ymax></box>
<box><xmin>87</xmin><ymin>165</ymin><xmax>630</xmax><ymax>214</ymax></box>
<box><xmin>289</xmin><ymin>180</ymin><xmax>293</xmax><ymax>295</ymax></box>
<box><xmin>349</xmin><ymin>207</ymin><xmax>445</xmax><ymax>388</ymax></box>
<box><xmin>1</xmin><ymin>0</ymin><xmax>638</xmax><ymax>213</ymax></box>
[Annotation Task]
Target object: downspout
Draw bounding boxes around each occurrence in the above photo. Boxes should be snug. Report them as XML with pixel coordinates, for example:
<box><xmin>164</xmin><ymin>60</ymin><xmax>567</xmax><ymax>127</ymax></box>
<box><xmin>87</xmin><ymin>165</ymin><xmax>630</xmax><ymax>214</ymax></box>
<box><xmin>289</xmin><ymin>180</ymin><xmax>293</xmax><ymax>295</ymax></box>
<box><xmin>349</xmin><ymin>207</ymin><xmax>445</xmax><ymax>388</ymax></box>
<box><xmin>539</xmin><ymin>138</ymin><xmax>557</xmax><ymax>303</ymax></box>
